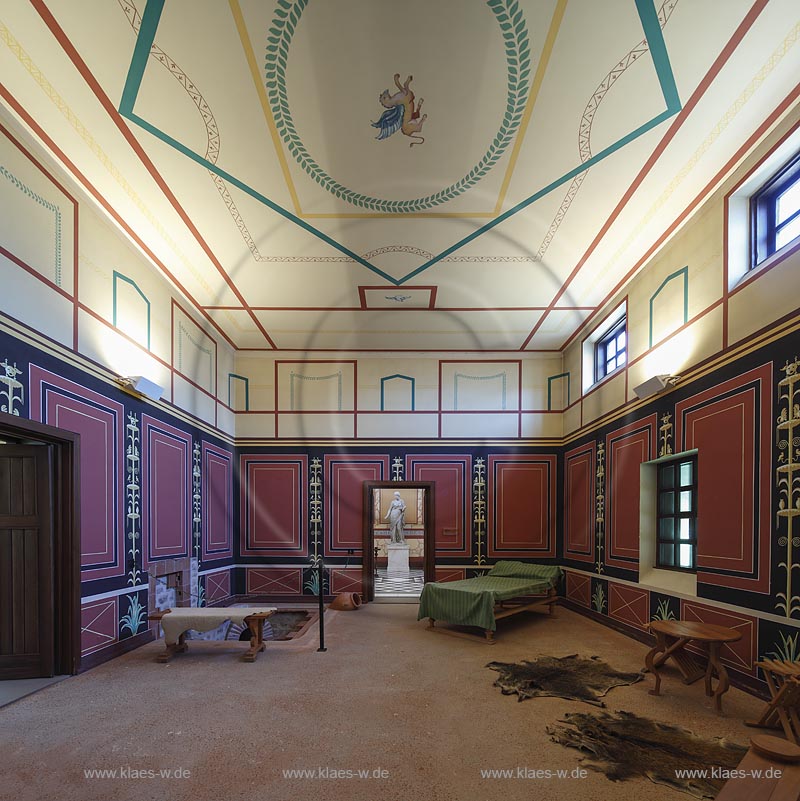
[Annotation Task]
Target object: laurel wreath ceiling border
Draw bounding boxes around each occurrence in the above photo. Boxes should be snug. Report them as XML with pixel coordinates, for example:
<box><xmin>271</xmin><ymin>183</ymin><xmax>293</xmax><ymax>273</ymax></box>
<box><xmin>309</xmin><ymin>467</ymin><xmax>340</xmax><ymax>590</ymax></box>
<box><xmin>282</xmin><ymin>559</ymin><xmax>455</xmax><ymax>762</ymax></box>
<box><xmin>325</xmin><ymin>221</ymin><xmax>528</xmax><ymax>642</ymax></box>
<box><xmin>264</xmin><ymin>0</ymin><xmax>532</xmax><ymax>213</ymax></box>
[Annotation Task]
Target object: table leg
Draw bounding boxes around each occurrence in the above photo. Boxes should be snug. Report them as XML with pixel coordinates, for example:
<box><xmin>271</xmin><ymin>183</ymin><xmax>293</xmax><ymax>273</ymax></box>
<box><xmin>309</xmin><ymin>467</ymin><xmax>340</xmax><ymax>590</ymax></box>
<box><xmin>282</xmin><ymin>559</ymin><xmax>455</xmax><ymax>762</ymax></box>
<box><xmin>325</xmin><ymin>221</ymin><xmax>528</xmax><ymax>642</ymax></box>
<box><xmin>243</xmin><ymin>617</ymin><xmax>266</xmax><ymax>662</ymax></box>
<box><xmin>157</xmin><ymin>631</ymin><xmax>188</xmax><ymax>663</ymax></box>
<box><xmin>645</xmin><ymin>630</ymin><xmax>668</xmax><ymax>696</ymax></box>
<box><xmin>705</xmin><ymin>641</ymin><xmax>730</xmax><ymax>714</ymax></box>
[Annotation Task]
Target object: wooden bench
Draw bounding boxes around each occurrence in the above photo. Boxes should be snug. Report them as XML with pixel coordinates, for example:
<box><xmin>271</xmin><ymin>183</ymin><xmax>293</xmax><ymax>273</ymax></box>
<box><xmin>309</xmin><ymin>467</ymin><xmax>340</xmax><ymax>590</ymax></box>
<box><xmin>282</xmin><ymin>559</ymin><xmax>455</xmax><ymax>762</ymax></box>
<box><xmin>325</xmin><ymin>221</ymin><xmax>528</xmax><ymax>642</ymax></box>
<box><xmin>149</xmin><ymin>607</ymin><xmax>276</xmax><ymax>662</ymax></box>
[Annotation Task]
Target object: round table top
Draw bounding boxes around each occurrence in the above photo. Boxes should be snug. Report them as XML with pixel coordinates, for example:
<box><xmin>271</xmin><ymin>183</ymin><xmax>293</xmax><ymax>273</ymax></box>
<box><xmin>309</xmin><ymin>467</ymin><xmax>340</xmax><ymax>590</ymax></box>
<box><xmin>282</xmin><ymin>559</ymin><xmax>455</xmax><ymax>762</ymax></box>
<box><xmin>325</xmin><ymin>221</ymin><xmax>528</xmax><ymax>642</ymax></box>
<box><xmin>649</xmin><ymin>618</ymin><xmax>742</xmax><ymax>642</ymax></box>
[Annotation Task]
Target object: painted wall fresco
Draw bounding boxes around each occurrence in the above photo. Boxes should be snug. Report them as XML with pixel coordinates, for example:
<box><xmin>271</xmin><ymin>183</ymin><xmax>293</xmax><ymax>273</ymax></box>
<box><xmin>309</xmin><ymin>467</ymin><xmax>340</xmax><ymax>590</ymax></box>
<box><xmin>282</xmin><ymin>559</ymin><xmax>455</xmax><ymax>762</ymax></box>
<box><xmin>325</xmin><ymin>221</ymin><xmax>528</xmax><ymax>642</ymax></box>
<box><xmin>0</xmin><ymin>329</ymin><xmax>235</xmax><ymax>668</ymax></box>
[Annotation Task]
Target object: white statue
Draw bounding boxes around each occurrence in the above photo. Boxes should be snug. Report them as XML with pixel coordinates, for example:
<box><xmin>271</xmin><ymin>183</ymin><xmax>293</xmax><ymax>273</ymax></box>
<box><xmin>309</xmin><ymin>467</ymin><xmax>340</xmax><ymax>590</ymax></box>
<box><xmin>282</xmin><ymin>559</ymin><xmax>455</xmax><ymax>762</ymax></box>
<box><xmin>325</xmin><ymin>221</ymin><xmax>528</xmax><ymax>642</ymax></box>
<box><xmin>384</xmin><ymin>491</ymin><xmax>406</xmax><ymax>544</ymax></box>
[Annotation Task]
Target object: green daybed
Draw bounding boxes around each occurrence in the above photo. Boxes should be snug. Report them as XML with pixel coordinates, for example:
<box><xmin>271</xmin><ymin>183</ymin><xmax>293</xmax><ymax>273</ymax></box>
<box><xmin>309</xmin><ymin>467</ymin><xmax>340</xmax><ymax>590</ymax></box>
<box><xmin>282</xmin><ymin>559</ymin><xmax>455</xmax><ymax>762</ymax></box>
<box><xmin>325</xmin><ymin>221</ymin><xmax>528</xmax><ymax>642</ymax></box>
<box><xmin>417</xmin><ymin>561</ymin><xmax>563</xmax><ymax>643</ymax></box>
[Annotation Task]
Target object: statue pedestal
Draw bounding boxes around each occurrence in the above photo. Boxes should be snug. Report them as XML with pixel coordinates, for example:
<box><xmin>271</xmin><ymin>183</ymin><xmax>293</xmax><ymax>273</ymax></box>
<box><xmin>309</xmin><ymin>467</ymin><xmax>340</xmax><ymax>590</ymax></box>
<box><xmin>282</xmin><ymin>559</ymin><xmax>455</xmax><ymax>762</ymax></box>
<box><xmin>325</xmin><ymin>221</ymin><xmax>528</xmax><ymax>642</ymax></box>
<box><xmin>386</xmin><ymin>543</ymin><xmax>410</xmax><ymax>574</ymax></box>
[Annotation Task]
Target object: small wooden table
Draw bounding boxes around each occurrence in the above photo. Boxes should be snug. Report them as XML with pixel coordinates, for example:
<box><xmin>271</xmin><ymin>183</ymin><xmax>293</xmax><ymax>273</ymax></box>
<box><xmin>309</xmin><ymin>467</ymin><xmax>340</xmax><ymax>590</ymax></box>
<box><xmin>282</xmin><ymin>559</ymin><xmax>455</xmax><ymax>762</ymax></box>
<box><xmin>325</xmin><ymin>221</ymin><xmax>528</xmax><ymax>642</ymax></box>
<box><xmin>645</xmin><ymin>619</ymin><xmax>742</xmax><ymax>713</ymax></box>
<box><xmin>148</xmin><ymin>607</ymin><xmax>276</xmax><ymax>663</ymax></box>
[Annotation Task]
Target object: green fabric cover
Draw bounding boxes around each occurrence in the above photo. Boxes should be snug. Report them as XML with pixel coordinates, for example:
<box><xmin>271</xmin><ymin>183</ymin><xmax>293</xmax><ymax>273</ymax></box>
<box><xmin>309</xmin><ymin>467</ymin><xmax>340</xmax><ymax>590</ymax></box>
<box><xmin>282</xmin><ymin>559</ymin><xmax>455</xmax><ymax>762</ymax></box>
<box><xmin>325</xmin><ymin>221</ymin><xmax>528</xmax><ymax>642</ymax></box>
<box><xmin>487</xmin><ymin>561</ymin><xmax>563</xmax><ymax>581</ymax></box>
<box><xmin>417</xmin><ymin>574</ymin><xmax>557</xmax><ymax>632</ymax></box>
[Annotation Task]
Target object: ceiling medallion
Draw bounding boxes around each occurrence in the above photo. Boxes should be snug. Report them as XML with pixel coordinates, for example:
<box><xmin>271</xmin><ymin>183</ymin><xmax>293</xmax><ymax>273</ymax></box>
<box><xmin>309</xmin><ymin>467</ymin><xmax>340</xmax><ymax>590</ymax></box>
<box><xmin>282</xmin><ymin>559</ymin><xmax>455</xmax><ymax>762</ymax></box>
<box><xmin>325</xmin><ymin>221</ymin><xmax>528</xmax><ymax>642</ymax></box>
<box><xmin>264</xmin><ymin>0</ymin><xmax>532</xmax><ymax>213</ymax></box>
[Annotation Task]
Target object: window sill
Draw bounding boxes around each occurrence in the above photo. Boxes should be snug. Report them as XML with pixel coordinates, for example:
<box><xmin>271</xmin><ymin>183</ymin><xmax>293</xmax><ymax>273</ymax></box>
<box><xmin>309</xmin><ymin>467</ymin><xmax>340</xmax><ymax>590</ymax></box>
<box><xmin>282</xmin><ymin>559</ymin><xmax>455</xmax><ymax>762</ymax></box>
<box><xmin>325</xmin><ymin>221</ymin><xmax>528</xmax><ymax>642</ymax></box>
<box><xmin>639</xmin><ymin>565</ymin><xmax>697</xmax><ymax>597</ymax></box>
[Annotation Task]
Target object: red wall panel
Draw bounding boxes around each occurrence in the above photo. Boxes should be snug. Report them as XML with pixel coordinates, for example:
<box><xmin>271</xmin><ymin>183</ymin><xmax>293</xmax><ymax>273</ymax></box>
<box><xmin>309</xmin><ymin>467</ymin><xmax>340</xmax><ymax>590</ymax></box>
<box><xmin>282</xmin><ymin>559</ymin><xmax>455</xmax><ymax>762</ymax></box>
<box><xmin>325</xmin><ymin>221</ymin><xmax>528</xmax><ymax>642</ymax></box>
<box><xmin>407</xmin><ymin>455</ymin><xmax>471</xmax><ymax>558</ymax></box>
<box><xmin>324</xmin><ymin>455</ymin><xmax>388</xmax><ymax>556</ymax></box>
<box><xmin>246</xmin><ymin>567</ymin><xmax>302</xmax><ymax>594</ymax></box>
<box><xmin>142</xmin><ymin>416</ymin><xmax>192</xmax><ymax>566</ymax></box>
<box><xmin>488</xmin><ymin>454</ymin><xmax>556</xmax><ymax>558</ymax></box>
<box><xmin>675</xmin><ymin>364</ymin><xmax>772</xmax><ymax>593</ymax></box>
<box><xmin>435</xmin><ymin>568</ymin><xmax>466</xmax><ymax>582</ymax></box>
<box><xmin>331</xmin><ymin>568</ymin><xmax>362</xmax><ymax>595</ymax></box>
<box><xmin>608</xmin><ymin>584</ymin><xmax>649</xmax><ymax>630</ymax></box>
<box><xmin>605</xmin><ymin>416</ymin><xmax>656</xmax><ymax>570</ymax></box>
<box><xmin>564</xmin><ymin>442</ymin><xmax>595</xmax><ymax>563</ymax></box>
<box><xmin>681</xmin><ymin>601</ymin><xmax>757</xmax><ymax>674</ymax></box>
<box><xmin>204</xmin><ymin>570</ymin><xmax>231</xmax><ymax>603</ymax></box>
<box><xmin>240</xmin><ymin>455</ymin><xmax>307</xmax><ymax>557</ymax></box>
<box><xmin>30</xmin><ymin>365</ymin><xmax>125</xmax><ymax>580</ymax></box>
<box><xmin>202</xmin><ymin>442</ymin><xmax>233</xmax><ymax>560</ymax></box>
<box><xmin>565</xmin><ymin>572</ymin><xmax>591</xmax><ymax>607</ymax></box>
<box><xmin>80</xmin><ymin>597</ymin><xmax>118</xmax><ymax>656</ymax></box>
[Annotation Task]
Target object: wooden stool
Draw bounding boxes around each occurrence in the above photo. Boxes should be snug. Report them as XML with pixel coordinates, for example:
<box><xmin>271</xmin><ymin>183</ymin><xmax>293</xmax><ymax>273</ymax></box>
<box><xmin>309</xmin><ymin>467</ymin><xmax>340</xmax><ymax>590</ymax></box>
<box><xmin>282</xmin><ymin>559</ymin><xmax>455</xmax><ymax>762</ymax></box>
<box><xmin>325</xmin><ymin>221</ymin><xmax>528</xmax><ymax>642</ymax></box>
<box><xmin>747</xmin><ymin>659</ymin><xmax>800</xmax><ymax>744</ymax></box>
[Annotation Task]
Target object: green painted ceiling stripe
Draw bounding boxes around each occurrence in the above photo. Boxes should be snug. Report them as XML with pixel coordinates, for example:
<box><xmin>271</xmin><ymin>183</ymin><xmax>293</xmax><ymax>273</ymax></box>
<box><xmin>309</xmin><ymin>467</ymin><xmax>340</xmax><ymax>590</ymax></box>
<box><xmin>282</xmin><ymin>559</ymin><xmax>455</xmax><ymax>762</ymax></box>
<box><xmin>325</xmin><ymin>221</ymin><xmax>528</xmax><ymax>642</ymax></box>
<box><xmin>119</xmin><ymin>0</ymin><xmax>682</xmax><ymax>287</ymax></box>
<box><xmin>635</xmin><ymin>0</ymin><xmax>681</xmax><ymax>113</ymax></box>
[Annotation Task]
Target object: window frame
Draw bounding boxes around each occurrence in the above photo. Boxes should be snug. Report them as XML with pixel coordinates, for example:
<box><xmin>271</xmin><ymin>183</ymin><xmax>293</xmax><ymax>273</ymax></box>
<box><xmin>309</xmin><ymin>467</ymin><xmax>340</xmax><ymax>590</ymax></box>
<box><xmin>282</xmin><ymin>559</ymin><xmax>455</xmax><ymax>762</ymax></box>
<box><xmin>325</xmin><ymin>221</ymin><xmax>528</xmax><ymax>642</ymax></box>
<box><xmin>750</xmin><ymin>151</ymin><xmax>800</xmax><ymax>268</ymax></box>
<box><xmin>655</xmin><ymin>454</ymin><xmax>698</xmax><ymax>573</ymax></box>
<box><xmin>594</xmin><ymin>316</ymin><xmax>627</xmax><ymax>383</ymax></box>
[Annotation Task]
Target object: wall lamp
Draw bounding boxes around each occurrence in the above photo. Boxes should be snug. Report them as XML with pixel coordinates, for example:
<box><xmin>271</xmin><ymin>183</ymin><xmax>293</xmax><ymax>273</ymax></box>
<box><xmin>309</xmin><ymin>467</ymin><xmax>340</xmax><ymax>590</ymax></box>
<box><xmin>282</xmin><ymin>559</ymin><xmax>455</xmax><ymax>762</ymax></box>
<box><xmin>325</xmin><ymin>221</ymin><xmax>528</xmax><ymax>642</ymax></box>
<box><xmin>633</xmin><ymin>374</ymin><xmax>680</xmax><ymax>400</ymax></box>
<box><xmin>116</xmin><ymin>375</ymin><xmax>164</xmax><ymax>401</ymax></box>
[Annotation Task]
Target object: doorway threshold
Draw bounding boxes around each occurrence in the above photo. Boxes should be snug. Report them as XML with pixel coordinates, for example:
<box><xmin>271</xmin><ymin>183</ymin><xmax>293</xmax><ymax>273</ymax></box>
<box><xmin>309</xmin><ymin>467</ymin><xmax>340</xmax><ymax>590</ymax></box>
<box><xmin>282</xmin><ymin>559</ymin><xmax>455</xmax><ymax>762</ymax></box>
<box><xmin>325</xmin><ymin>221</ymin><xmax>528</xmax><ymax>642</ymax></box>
<box><xmin>0</xmin><ymin>675</ymin><xmax>69</xmax><ymax>708</ymax></box>
<box><xmin>373</xmin><ymin>596</ymin><xmax>421</xmax><ymax>604</ymax></box>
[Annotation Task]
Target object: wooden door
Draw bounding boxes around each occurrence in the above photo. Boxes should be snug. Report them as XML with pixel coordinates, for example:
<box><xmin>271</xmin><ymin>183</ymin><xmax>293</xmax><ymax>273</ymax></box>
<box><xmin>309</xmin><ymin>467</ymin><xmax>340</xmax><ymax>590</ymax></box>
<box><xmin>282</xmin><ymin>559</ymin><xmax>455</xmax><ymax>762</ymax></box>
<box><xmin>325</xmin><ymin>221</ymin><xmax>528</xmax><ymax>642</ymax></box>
<box><xmin>0</xmin><ymin>444</ymin><xmax>54</xmax><ymax>679</ymax></box>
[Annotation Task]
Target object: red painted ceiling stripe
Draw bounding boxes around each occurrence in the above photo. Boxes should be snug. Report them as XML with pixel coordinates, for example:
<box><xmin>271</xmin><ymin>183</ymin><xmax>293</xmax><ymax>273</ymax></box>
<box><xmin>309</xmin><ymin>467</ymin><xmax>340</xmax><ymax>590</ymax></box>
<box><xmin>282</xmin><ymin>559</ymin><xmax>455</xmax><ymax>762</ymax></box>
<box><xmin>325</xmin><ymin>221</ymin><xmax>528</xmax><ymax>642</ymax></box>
<box><xmin>29</xmin><ymin>0</ymin><xmax>277</xmax><ymax>349</ymax></box>
<box><xmin>560</xmin><ymin>81</ymin><xmax>800</xmax><ymax>353</ymax></box>
<box><xmin>519</xmin><ymin>0</ymin><xmax>771</xmax><ymax>351</ymax></box>
<box><xmin>0</xmin><ymin>89</ymin><xmax>237</xmax><ymax>351</ymax></box>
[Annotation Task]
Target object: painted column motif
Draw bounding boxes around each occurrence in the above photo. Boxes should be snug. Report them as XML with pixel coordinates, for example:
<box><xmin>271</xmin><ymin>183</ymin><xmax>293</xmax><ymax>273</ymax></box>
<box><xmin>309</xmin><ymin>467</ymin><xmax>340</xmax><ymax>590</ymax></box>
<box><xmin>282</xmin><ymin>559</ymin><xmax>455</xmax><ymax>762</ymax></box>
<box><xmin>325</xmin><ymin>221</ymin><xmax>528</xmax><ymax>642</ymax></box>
<box><xmin>473</xmin><ymin>457</ymin><xmax>486</xmax><ymax>566</ymax></box>
<box><xmin>0</xmin><ymin>359</ymin><xmax>24</xmax><ymax>415</ymax></box>
<box><xmin>304</xmin><ymin>457</ymin><xmax>326</xmax><ymax>595</ymax></box>
<box><xmin>192</xmin><ymin>442</ymin><xmax>202</xmax><ymax>606</ymax></box>
<box><xmin>595</xmin><ymin>441</ymin><xmax>605</xmax><ymax>574</ymax></box>
<box><xmin>776</xmin><ymin>357</ymin><xmax>800</xmax><ymax>619</ymax></box>
<box><xmin>125</xmin><ymin>412</ymin><xmax>141</xmax><ymax>586</ymax></box>
<box><xmin>659</xmin><ymin>412</ymin><xmax>673</xmax><ymax>457</ymax></box>
<box><xmin>391</xmin><ymin>456</ymin><xmax>403</xmax><ymax>482</ymax></box>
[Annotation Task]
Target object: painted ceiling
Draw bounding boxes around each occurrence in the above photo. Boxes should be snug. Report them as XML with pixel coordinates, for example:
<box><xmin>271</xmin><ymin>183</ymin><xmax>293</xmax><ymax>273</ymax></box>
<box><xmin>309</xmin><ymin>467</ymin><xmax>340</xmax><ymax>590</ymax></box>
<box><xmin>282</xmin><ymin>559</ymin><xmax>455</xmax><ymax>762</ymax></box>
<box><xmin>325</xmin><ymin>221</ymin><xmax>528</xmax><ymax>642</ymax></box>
<box><xmin>1</xmin><ymin>0</ymin><xmax>798</xmax><ymax>352</ymax></box>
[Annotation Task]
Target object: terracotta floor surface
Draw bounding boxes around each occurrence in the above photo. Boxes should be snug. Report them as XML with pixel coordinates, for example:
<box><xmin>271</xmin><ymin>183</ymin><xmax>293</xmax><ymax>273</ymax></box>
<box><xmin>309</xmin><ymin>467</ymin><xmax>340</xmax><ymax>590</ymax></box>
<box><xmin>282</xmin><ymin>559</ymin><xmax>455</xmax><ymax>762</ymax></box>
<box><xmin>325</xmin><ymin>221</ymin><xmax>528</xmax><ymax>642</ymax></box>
<box><xmin>1</xmin><ymin>604</ymin><xmax>768</xmax><ymax>801</ymax></box>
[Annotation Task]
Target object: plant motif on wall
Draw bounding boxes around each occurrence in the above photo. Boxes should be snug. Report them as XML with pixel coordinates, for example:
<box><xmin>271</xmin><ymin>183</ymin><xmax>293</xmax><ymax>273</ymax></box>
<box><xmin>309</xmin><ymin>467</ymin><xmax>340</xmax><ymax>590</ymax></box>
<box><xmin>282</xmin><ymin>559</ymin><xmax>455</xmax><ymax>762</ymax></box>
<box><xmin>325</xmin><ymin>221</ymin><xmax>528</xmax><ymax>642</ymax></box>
<box><xmin>591</xmin><ymin>583</ymin><xmax>606</xmax><ymax>614</ymax></box>
<box><xmin>659</xmin><ymin>412</ymin><xmax>673</xmax><ymax>458</ymax></box>
<box><xmin>652</xmin><ymin>599</ymin><xmax>676</xmax><ymax>621</ymax></box>
<box><xmin>595</xmin><ymin>442</ymin><xmax>605</xmax><ymax>574</ymax></box>
<box><xmin>125</xmin><ymin>413</ymin><xmax>141</xmax><ymax>586</ymax></box>
<box><xmin>192</xmin><ymin>442</ymin><xmax>202</xmax><ymax>604</ymax></box>
<box><xmin>473</xmin><ymin>457</ymin><xmax>487</xmax><ymax>565</ymax></box>
<box><xmin>767</xmin><ymin>630</ymin><xmax>799</xmax><ymax>663</ymax></box>
<box><xmin>0</xmin><ymin>359</ymin><xmax>24</xmax><ymax>415</ymax></box>
<box><xmin>309</xmin><ymin>457</ymin><xmax>322</xmax><ymax>562</ymax></box>
<box><xmin>392</xmin><ymin>456</ymin><xmax>404</xmax><ymax>482</ymax></box>
<box><xmin>776</xmin><ymin>357</ymin><xmax>800</xmax><ymax>619</ymax></box>
<box><xmin>120</xmin><ymin>593</ymin><xmax>146</xmax><ymax>636</ymax></box>
<box><xmin>304</xmin><ymin>554</ymin><xmax>329</xmax><ymax>596</ymax></box>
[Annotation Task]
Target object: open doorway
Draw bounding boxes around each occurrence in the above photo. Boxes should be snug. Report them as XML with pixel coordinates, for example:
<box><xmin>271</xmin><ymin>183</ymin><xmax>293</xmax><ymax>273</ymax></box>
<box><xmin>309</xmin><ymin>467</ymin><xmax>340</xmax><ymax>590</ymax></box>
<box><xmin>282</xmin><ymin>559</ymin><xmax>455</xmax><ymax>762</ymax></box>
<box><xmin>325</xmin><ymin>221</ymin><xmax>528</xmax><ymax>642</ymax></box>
<box><xmin>0</xmin><ymin>411</ymin><xmax>80</xmax><ymax>679</ymax></box>
<box><xmin>361</xmin><ymin>481</ymin><xmax>435</xmax><ymax>603</ymax></box>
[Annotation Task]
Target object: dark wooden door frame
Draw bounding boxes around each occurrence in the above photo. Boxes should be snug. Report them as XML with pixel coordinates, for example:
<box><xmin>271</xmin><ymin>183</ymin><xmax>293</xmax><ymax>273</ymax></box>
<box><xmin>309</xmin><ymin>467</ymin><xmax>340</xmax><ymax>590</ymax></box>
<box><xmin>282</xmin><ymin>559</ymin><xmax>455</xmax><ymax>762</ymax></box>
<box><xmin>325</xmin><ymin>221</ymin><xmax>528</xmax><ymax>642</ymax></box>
<box><xmin>361</xmin><ymin>481</ymin><xmax>435</xmax><ymax>602</ymax></box>
<box><xmin>0</xmin><ymin>411</ymin><xmax>80</xmax><ymax>675</ymax></box>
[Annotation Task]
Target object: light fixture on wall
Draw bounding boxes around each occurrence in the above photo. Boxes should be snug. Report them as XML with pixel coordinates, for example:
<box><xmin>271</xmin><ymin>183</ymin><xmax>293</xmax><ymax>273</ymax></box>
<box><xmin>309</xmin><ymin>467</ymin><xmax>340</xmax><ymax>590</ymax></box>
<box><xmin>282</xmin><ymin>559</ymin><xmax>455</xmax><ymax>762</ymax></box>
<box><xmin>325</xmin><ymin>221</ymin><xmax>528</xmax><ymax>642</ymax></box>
<box><xmin>633</xmin><ymin>374</ymin><xmax>680</xmax><ymax>400</ymax></box>
<box><xmin>116</xmin><ymin>375</ymin><xmax>164</xmax><ymax>401</ymax></box>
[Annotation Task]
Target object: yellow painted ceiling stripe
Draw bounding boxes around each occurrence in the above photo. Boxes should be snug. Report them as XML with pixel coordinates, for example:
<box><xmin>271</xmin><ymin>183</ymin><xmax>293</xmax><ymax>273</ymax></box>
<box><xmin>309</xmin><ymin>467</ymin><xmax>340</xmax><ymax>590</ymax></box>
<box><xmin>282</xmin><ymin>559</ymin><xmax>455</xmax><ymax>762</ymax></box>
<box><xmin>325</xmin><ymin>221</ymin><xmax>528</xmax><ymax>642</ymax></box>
<box><xmin>231</xmin><ymin>0</ymin><xmax>563</xmax><ymax>220</ymax></box>
<box><xmin>229</xmin><ymin>0</ymin><xmax>303</xmax><ymax>216</ymax></box>
<box><xmin>494</xmin><ymin>0</ymin><xmax>567</xmax><ymax>214</ymax></box>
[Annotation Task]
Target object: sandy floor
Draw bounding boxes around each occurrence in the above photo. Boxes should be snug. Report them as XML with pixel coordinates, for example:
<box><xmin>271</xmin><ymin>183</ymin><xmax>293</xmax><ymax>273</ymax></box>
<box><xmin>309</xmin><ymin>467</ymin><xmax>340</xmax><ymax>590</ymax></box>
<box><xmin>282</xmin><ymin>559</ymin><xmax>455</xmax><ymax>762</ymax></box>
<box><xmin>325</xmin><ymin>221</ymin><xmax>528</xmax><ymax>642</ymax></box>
<box><xmin>1</xmin><ymin>604</ymin><xmax>767</xmax><ymax>801</ymax></box>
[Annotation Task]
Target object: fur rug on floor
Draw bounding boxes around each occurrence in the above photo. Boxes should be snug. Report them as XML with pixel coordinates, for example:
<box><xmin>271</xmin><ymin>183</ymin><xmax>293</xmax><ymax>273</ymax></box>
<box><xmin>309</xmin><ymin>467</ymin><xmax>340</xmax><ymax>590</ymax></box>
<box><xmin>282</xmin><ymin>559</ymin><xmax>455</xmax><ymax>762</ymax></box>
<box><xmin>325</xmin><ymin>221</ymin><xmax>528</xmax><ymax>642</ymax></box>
<box><xmin>548</xmin><ymin>710</ymin><xmax>747</xmax><ymax>798</ymax></box>
<box><xmin>487</xmin><ymin>654</ymin><xmax>644</xmax><ymax>706</ymax></box>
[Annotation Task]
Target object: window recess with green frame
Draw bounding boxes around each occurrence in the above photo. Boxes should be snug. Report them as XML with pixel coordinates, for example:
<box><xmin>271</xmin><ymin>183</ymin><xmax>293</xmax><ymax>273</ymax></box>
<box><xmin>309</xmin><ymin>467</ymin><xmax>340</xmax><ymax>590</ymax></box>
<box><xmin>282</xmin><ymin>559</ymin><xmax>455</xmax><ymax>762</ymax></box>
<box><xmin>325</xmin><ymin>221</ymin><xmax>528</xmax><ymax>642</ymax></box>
<box><xmin>656</xmin><ymin>455</ymin><xmax>698</xmax><ymax>571</ymax></box>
